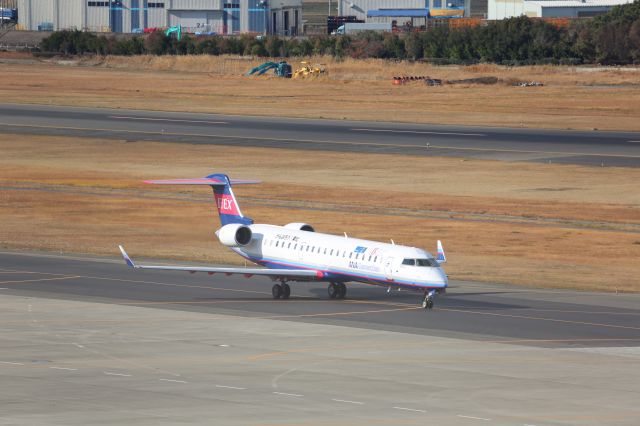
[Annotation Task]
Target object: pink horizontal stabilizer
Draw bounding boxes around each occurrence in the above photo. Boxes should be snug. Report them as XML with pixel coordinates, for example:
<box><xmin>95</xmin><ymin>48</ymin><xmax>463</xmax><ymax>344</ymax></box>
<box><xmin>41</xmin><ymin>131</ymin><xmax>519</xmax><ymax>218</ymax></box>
<box><xmin>144</xmin><ymin>178</ymin><xmax>224</xmax><ymax>185</ymax></box>
<box><xmin>144</xmin><ymin>178</ymin><xmax>260</xmax><ymax>185</ymax></box>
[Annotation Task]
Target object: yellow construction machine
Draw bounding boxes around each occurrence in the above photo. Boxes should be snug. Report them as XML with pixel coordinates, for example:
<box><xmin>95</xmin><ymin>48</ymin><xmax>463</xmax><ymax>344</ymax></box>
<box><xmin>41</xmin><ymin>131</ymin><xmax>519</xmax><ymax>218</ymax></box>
<box><xmin>292</xmin><ymin>62</ymin><xmax>326</xmax><ymax>78</ymax></box>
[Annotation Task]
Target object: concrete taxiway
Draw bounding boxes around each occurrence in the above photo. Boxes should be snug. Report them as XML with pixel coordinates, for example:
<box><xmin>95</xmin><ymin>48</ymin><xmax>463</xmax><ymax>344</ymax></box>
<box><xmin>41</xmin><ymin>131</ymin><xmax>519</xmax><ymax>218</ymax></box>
<box><xmin>1</xmin><ymin>250</ymin><xmax>639</xmax><ymax>425</ymax></box>
<box><xmin>1</xmin><ymin>103</ymin><xmax>640</xmax><ymax>167</ymax></box>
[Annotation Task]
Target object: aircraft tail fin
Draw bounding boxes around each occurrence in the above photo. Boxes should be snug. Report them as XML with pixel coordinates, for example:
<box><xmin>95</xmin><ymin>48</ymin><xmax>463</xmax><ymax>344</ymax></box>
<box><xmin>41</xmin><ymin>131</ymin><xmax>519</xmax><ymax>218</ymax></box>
<box><xmin>145</xmin><ymin>174</ymin><xmax>259</xmax><ymax>226</ymax></box>
<box><xmin>436</xmin><ymin>240</ymin><xmax>447</xmax><ymax>264</ymax></box>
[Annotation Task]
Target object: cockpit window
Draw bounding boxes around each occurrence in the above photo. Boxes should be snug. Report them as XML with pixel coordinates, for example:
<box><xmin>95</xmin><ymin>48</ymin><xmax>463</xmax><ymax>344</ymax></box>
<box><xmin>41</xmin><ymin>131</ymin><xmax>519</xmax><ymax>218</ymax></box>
<box><xmin>416</xmin><ymin>258</ymin><xmax>439</xmax><ymax>267</ymax></box>
<box><xmin>403</xmin><ymin>258</ymin><xmax>439</xmax><ymax>267</ymax></box>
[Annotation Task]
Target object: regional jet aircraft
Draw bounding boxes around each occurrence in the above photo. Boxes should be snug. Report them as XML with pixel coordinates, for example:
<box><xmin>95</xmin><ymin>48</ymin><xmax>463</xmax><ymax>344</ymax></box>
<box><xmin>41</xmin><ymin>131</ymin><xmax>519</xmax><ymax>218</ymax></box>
<box><xmin>119</xmin><ymin>174</ymin><xmax>448</xmax><ymax>309</ymax></box>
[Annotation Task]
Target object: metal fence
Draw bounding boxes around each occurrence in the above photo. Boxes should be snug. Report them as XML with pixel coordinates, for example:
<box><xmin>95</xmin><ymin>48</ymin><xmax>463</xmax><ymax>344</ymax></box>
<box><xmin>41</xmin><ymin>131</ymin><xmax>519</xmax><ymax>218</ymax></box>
<box><xmin>0</xmin><ymin>42</ymin><xmax>38</xmax><ymax>50</ymax></box>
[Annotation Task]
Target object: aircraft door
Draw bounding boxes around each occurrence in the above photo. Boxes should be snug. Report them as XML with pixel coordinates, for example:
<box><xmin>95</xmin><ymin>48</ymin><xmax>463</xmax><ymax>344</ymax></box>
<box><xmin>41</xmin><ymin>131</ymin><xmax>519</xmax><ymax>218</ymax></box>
<box><xmin>384</xmin><ymin>257</ymin><xmax>394</xmax><ymax>280</ymax></box>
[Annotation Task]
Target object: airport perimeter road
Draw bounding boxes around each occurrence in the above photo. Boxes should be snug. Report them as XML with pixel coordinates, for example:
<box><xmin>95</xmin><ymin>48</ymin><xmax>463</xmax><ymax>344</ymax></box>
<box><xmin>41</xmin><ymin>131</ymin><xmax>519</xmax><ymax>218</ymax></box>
<box><xmin>1</xmin><ymin>251</ymin><xmax>640</xmax><ymax>425</ymax></box>
<box><xmin>1</xmin><ymin>103</ymin><xmax>640</xmax><ymax>167</ymax></box>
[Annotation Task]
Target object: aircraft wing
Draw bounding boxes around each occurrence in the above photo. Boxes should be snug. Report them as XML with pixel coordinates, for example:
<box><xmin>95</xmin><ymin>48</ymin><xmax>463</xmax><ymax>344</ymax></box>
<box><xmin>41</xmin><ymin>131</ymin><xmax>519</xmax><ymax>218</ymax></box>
<box><xmin>118</xmin><ymin>246</ymin><xmax>321</xmax><ymax>278</ymax></box>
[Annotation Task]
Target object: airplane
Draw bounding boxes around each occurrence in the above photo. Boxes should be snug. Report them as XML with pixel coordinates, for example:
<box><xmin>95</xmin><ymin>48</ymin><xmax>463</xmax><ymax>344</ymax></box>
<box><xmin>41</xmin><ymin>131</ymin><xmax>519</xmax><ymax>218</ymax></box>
<box><xmin>118</xmin><ymin>173</ymin><xmax>448</xmax><ymax>309</ymax></box>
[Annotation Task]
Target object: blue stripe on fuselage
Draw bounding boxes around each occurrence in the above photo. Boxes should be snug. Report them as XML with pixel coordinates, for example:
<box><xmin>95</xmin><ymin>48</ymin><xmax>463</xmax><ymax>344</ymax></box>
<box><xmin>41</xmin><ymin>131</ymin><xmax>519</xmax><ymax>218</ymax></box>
<box><xmin>234</xmin><ymin>250</ymin><xmax>445</xmax><ymax>290</ymax></box>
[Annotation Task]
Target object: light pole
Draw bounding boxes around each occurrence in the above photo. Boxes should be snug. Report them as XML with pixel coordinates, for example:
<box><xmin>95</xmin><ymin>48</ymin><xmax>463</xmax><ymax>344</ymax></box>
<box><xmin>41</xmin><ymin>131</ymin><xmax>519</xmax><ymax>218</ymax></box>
<box><xmin>258</xmin><ymin>0</ymin><xmax>268</xmax><ymax>35</ymax></box>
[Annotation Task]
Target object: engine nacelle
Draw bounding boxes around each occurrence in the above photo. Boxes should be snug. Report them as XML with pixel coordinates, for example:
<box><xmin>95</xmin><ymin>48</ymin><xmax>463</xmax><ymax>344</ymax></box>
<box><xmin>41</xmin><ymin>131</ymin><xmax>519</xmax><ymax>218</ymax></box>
<box><xmin>284</xmin><ymin>222</ymin><xmax>315</xmax><ymax>232</ymax></box>
<box><xmin>216</xmin><ymin>223</ymin><xmax>252</xmax><ymax>247</ymax></box>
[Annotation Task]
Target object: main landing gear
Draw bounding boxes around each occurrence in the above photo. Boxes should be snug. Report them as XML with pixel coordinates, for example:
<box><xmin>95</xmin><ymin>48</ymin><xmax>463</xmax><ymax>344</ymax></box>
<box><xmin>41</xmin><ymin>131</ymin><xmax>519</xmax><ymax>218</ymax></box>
<box><xmin>422</xmin><ymin>290</ymin><xmax>437</xmax><ymax>310</ymax></box>
<box><xmin>328</xmin><ymin>282</ymin><xmax>347</xmax><ymax>299</ymax></box>
<box><xmin>272</xmin><ymin>281</ymin><xmax>291</xmax><ymax>300</ymax></box>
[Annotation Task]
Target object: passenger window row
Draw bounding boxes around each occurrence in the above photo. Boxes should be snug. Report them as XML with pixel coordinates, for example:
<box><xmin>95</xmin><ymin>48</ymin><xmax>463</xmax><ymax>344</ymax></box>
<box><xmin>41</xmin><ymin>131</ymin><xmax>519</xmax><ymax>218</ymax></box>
<box><xmin>264</xmin><ymin>238</ymin><xmax>379</xmax><ymax>263</ymax></box>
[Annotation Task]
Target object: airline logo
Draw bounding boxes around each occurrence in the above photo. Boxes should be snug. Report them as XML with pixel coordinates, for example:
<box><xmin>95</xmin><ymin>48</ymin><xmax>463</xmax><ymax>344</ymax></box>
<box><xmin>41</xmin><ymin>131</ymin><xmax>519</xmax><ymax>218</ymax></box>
<box><xmin>214</xmin><ymin>193</ymin><xmax>240</xmax><ymax>215</ymax></box>
<box><xmin>354</xmin><ymin>246</ymin><xmax>368</xmax><ymax>253</ymax></box>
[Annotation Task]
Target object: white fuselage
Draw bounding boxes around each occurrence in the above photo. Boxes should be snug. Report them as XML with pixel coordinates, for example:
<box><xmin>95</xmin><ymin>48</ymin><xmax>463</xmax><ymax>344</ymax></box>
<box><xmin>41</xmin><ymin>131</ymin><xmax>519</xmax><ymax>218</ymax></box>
<box><xmin>230</xmin><ymin>224</ymin><xmax>448</xmax><ymax>291</ymax></box>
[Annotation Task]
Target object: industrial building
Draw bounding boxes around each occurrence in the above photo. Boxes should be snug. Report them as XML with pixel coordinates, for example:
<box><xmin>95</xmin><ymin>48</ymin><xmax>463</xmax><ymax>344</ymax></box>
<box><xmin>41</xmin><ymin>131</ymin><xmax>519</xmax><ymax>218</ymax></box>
<box><xmin>336</xmin><ymin>0</ymin><xmax>480</xmax><ymax>20</ymax></box>
<box><xmin>17</xmin><ymin>0</ymin><xmax>302</xmax><ymax>35</ymax></box>
<box><xmin>488</xmin><ymin>0</ymin><xmax>634</xmax><ymax>19</ymax></box>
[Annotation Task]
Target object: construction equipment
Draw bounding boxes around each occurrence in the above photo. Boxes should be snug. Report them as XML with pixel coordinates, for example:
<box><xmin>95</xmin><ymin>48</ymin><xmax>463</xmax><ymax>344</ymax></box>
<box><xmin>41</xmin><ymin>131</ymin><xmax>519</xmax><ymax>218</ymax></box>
<box><xmin>165</xmin><ymin>25</ymin><xmax>181</xmax><ymax>41</ymax></box>
<box><xmin>292</xmin><ymin>62</ymin><xmax>326</xmax><ymax>78</ymax></box>
<box><xmin>246</xmin><ymin>61</ymin><xmax>292</xmax><ymax>78</ymax></box>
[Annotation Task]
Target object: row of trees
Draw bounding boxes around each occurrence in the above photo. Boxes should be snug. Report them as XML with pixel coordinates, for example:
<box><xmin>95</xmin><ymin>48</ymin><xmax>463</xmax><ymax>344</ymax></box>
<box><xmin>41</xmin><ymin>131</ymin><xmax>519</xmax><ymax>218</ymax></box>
<box><xmin>40</xmin><ymin>1</ymin><xmax>640</xmax><ymax>65</ymax></box>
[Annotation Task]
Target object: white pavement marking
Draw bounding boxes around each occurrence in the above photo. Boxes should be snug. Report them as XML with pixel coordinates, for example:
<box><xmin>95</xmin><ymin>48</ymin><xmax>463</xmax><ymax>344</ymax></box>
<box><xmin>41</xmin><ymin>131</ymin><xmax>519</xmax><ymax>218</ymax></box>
<box><xmin>73</xmin><ymin>343</ymin><xmax>84</xmax><ymax>348</ymax></box>
<box><xmin>351</xmin><ymin>128</ymin><xmax>485</xmax><ymax>137</ymax></box>
<box><xmin>0</xmin><ymin>288</ymin><xmax>7</xmax><ymax>290</ymax></box>
<box><xmin>331</xmin><ymin>398</ymin><xmax>364</xmax><ymax>405</ymax></box>
<box><xmin>627</xmin><ymin>140</ymin><xmax>640</xmax><ymax>143</ymax></box>
<box><xmin>215</xmin><ymin>385</ymin><xmax>246</xmax><ymax>390</ymax></box>
<box><xmin>458</xmin><ymin>415</ymin><xmax>492</xmax><ymax>421</ymax></box>
<box><xmin>160</xmin><ymin>378</ymin><xmax>188</xmax><ymax>384</ymax></box>
<box><xmin>103</xmin><ymin>371</ymin><xmax>132</xmax><ymax>377</ymax></box>
<box><xmin>273</xmin><ymin>392</ymin><xmax>304</xmax><ymax>397</ymax></box>
<box><xmin>49</xmin><ymin>367</ymin><xmax>78</xmax><ymax>371</ymax></box>
<box><xmin>109</xmin><ymin>116</ymin><xmax>227</xmax><ymax>125</ymax></box>
<box><xmin>393</xmin><ymin>407</ymin><xmax>427</xmax><ymax>413</ymax></box>
<box><xmin>218</xmin><ymin>344</ymin><xmax>230</xmax><ymax>347</ymax></box>
<box><xmin>0</xmin><ymin>361</ymin><xmax>24</xmax><ymax>365</ymax></box>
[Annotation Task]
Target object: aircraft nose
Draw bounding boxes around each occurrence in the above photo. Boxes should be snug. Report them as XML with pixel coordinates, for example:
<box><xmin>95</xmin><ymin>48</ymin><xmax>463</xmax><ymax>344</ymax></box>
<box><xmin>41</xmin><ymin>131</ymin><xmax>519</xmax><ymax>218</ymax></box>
<box><xmin>435</xmin><ymin>268</ymin><xmax>448</xmax><ymax>287</ymax></box>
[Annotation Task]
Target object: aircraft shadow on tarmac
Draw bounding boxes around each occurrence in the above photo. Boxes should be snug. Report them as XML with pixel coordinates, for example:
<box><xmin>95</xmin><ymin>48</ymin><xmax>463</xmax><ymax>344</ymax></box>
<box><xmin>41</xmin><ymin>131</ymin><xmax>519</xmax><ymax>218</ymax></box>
<box><xmin>182</xmin><ymin>288</ymin><xmax>529</xmax><ymax>311</ymax></box>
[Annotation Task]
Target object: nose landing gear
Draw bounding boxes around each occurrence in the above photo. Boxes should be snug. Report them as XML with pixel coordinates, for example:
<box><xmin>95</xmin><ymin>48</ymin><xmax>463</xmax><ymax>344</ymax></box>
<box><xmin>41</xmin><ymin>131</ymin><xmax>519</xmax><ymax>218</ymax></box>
<box><xmin>422</xmin><ymin>289</ymin><xmax>437</xmax><ymax>310</ymax></box>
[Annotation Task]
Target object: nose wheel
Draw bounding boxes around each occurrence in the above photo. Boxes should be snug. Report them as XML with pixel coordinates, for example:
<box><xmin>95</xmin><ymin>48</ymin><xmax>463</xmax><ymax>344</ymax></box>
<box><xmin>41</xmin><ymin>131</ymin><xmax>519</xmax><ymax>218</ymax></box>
<box><xmin>422</xmin><ymin>290</ymin><xmax>436</xmax><ymax>310</ymax></box>
<box><xmin>328</xmin><ymin>282</ymin><xmax>347</xmax><ymax>299</ymax></box>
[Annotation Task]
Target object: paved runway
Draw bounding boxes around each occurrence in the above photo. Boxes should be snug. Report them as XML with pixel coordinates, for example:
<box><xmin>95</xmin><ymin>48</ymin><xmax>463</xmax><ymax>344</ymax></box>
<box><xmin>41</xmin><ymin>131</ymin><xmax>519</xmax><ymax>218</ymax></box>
<box><xmin>2</xmin><ymin>250</ymin><xmax>640</xmax><ymax>425</ymax></box>
<box><xmin>2</xmin><ymin>103</ymin><xmax>640</xmax><ymax>167</ymax></box>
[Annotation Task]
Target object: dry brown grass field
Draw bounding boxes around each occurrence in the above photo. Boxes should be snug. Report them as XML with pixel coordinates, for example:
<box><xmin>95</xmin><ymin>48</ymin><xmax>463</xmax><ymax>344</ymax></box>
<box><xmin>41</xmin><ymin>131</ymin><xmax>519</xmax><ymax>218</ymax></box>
<box><xmin>1</xmin><ymin>54</ymin><xmax>638</xmax><ymax>292</ymax></box>
<box><xmin>0</xmin><ymin>54</ymin><xmax>639</xmax><ymax>130</ymax></box>
<box><xmin>1</xmin><ymin>134</ymin><xmax>639</xmax><ymax>292</ymax></box>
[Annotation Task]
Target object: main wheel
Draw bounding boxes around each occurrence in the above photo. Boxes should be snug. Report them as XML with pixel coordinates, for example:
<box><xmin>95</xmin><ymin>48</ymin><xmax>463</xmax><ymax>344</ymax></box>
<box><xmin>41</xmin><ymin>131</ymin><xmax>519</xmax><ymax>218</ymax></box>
<box><xmin>337</xmin><ymin>283</ymin><xmax>347</xmax><ymax>299</ymax></box>
<box><xmin>282</xmin><ymin>283</ymin><xmax>291</xmax><ymax>299</ymax></box>
<box><xmin>328</xmin><ymin>283</ymin><xmax>339</xmax><ymax>299</ymax></box>
<box><xmin>272</xmin><ymin>284</ymin><xmax>283</xmax><ymax>299</ymax></box>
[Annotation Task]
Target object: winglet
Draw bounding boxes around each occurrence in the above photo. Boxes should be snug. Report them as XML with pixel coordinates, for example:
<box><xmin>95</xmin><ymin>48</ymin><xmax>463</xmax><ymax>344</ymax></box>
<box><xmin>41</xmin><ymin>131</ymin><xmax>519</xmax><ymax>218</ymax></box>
<box><xmin>118</xmin><ymin>245</ymin><xmax>136</xmax><ymax>268</ymax></box>
<box><xmin>436</xmin><ymin>240</ymin><xmax>447</xmax><ymax>264</ymax></box>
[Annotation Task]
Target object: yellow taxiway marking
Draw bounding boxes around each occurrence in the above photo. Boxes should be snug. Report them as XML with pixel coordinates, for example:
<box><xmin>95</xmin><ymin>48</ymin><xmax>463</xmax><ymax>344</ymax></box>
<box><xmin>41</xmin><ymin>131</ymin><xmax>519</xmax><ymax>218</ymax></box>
<box><xmin>2</xmin><ymin>122</ymin><xmax>639</xmax><ymax>159</ymax></box>
<box><xmin>0</xmin><ymin>276</ymin><xmax>83</xmax><ymax>285</ymax></box>
<box><xmin>260</xmin><ymin>306</ymin><xmax>421</xmax><ymax>320</ymax></box>
<box><xmin>0</xmin><ymin>268</ymin><xmax>70</xmax><ymax>275</ymax></box>
<box><xmin>438</xmin><ymin>307</ymin><xmax>640</xmax><ymax>331</ymax></box>
<box><xmin>443</xmin><ymin>305</ymin><xmax>640</xmax><ymax>316</ymax></box>
<box><xmin>247</xmin><ymin>336</ymin><xmax>640</xmax><ymax>361</ymax></box>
